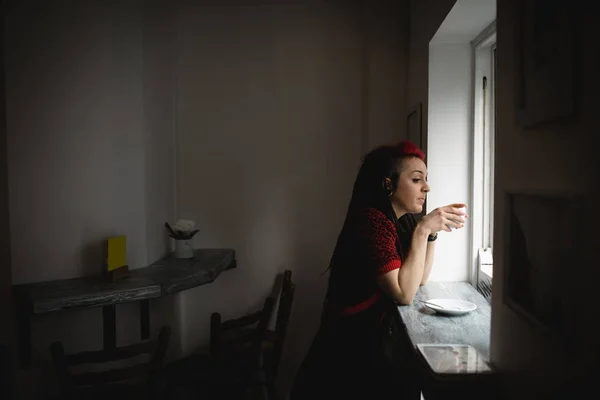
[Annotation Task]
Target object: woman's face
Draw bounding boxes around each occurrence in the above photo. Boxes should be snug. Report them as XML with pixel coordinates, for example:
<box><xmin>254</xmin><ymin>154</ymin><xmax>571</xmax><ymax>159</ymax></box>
<box><xmin>390</xmin><ymin>157</ymin><xmax>430</xmax><ymax>217</ymax></box>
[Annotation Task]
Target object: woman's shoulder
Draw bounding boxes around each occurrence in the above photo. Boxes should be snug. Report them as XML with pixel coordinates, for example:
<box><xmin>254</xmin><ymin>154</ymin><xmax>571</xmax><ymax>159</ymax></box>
<box><xmin>364</xmin><ymin>207</ymin><xmax>391</xmax><ymax>221</ymax></box>
<box><xmin>350</xmin><ymin>207</ymin><xmax>419</xmax><ymax>236</ymax></box>
<box><xmin>352</xmin><ymin>207</ymin><xmax>418</xmax><ymax>225</ymax></box>
<box><xmin>350</xmin><ymin>207</ymin><xmax>396</xmax><ymax>230</ymax></box>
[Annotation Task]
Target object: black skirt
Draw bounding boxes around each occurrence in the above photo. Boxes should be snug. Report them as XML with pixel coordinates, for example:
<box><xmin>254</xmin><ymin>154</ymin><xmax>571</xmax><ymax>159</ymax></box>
<box><xmin>290</xmin><ymin>300</ymin><xmax>410</xmax><ymax>400</ymax></box>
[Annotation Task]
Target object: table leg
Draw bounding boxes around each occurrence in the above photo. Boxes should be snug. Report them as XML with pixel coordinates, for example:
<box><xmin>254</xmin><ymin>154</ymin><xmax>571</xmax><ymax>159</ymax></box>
<box><xmin>140</xmin><ymin>300</ymin><xmax>150</xmax><ymax>341</ymax></box>
<box><xmin>102</xmin><ymin>305</ymin><xmax>116</xmax><ymax>349</ymax></box>
<box><xmin>16</xmin><ymin>306</ymin><xmax>31</xmax><ymax>368</ymax></box>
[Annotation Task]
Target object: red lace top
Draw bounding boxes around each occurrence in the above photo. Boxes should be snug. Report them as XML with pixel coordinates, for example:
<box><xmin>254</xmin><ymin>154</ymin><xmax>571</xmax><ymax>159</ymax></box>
<box><xmin>325</xmin><ymin>207</ymin><xmax>416</xmax><ymax>316</ymax></box>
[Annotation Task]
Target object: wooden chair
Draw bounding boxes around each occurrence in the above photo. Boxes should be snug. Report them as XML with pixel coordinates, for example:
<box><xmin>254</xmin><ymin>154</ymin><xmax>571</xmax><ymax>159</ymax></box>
<box><xmin>0</xmin><ymin>344</ymin><xmax>13</xmax><ymax>400</ymax></box>
<box><xmin>163</xmin><ymin>271</ymin><xmax>295</xmax><ymax>399</ymax></box>
<box><xmin>262</xmin><ymin>270</ymin><xmax>295</xmax><ymax>385</ymax></box>
<box><xmin>50</xmin><ymin>325</ymin><xmax>171</xmax><ymax>400</ymax></box>
<box><xmin>208</xmin><ymin>296</ymin><xmax>276</xmax><ymax>399</ymax></box>
<box><xmin>209</xmin><ymin>270</ymin><xmax>295</xmax><ymax>400</ymax></box>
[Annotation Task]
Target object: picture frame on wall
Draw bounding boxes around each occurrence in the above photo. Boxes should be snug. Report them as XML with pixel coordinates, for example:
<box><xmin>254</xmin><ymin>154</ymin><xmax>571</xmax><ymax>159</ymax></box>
<box><xmin>503</xmin><ymin>191</ymin><xmax>582</xmax><ymax>335</ymax></box>
<box><xmin>406</xmin><ymin>102</ymin><xmax>423</xmax><ymax>149</ymax></box>
<box><xmin>514</xmin><ymin>0</ymin><xmax>575</xmax><ymax>128</ymax></box>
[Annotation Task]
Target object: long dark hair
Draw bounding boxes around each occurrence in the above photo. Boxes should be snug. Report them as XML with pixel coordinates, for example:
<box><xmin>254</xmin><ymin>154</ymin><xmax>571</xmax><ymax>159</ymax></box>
<box><xmin>349</xmin><ymin>141</ymin><xmax>424</xmax><ymax>213</ymax></box>
<box><xmin>321</xmin><ymin>141</ymin><xmax>426</xmax><ymax>312</ymax></box>
<box><xmin>343</xmin><ymin>140</ymin><xmax>425</xmax><ymax>259</ymax></box>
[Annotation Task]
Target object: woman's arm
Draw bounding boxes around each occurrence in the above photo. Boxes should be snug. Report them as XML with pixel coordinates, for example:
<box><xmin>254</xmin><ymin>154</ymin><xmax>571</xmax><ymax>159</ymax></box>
<box><xmin>421</xmin><ymin>240</ymin><xmax>436</xmax><ymax>285</ymax></box>
<box><xmin>377</xmin><ymin>225</ymin><xmax>430</xmax><ymax>305</ymax></box>
<box><xmin>377</xmin><ymin>205</ymin><xmax>466</xmax><ymax>304</ymax></box>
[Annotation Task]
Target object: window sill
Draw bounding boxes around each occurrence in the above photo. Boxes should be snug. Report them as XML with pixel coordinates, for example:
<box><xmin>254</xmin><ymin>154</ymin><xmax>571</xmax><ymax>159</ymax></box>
<box><xmin>396</xmin><ymin>281</ymin><xmax>492</xmax><ymax>361</ymax></box>
<box><xmin>396</xmin><ymin>283</ymin><xmax>499</xmax><ymax>398</ymax></box>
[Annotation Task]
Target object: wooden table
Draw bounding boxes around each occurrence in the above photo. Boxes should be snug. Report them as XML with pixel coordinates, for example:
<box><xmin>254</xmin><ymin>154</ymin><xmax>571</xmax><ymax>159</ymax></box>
<box><xmin>396</xmin><ymin>282</ymin><xmax>501</xmax><ymax>400</ymax></box>
<box><xmin>13</xmin><ymin>249</ymin><xmax>236</xmax><ymax>367</ymax></box>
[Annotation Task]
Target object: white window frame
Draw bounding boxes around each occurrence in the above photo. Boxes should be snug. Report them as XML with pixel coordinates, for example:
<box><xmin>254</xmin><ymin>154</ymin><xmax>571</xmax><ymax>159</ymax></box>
<box><xmin>470</xmin><ymin>22</ymin><xmax>496</xmax><ymax>286</ymax></box>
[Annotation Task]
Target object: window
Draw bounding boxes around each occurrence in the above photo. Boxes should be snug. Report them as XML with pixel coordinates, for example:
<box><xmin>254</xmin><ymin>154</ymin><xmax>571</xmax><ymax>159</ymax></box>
<box><xmin>471</xmin><ymin>23</ymin><xmax>496</xmax><ymax>301</ymax></box>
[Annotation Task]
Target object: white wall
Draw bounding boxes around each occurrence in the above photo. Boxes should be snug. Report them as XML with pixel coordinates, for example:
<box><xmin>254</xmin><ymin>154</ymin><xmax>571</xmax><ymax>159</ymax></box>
<box><xmin>143</xmin><ymin>0</ymin><xmax>177</xmax><ymax>268</ymax></box>
<box><xmin>175</xmin><ymin>0</ymin><xmax>362</xmax><ymax>360</ymax></box>
<box><xmin>4</xmin><ymin>0</ymin><xmax>409</xmax><ymax>396</ymax></box>
<box><xmin>0</xmin><ymin>0</ymin><xmax>14</xmax><ymax>348</ymax></box>
<box><xmin>142</xmin><ymin>0</ymin><xmax>183</xmax><ymax>359</ymax></box>
<box><xmin>426</xmin><ymin>43</ymin><xmax>472</xmax><ymax>281</ymax></box>
<box><xmin>4</xmin><ymin>0</ymin><xmax>180</xmax><ymax>396</ymax></box>
<box><xmin>6</xmin><ymin>0</ymin><xmax>147</xmax><ymax>284</ymax></box>
<box><xmin>406</xmin><ymin>0</ymin><xmax>457</xmax><ymax>115</ymax></box>
<box><xmin>173</xmin><ymin>1</ymin><xmax>409</xmax><ymax>390</ymax></box>
<box><xmin>423</xmin><ymin>0</ymin><xmax>495</xmax><ymax>282</ymax></box>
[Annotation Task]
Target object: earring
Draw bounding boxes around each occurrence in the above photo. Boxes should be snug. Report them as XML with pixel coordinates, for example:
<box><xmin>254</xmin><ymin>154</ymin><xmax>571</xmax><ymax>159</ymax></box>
<box><xmin>385</xmin><ymin>184</ymin><xmax>394</xmax><ymax>196</ymax></box>
<box><xmin>382</xmin><ymin>180</ymin><xmax>393</xmax><ymax>196</ymax></box>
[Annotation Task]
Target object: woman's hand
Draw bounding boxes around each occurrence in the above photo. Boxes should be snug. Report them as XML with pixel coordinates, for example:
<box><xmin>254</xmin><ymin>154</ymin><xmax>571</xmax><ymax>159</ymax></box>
<box><xmin>417</xmin><ymin>203</ymin><xmax>468</xmax><ymax>235</ymax></box>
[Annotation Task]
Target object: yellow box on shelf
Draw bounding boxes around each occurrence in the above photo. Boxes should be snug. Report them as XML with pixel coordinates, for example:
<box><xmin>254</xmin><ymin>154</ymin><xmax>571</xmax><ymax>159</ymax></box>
<box><xmin>106</xmin><ymin>235</ymin><xmax>129</xmax><ymax>281</ymax></box>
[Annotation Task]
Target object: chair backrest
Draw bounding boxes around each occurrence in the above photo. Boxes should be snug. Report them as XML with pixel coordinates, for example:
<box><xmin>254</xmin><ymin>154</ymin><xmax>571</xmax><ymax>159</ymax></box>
<box><xmin>0</xmin><ymin>344</ymin><xmax>13</xmax><ymax>400</ymax></box>
<box><xmin>50</xmin><ymin>325</ymin><xmax>171</xmax><ymax>396</ymax></box>
<box><xmin>270</xmin><ymin>269</ymin><xmax>295</xmax><ymax>377</ymax></box>
<box><xmin>209</xmin><ymin>296</ymin><xmax>276</xmax><ymax>369</ymax></box>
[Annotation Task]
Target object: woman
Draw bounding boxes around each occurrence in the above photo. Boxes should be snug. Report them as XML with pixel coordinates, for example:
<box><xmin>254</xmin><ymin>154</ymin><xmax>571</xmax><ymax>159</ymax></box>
<box><xmin>290</xmin><ymin>141</ymin><xmax>467</xmax><ymax>399</ymax></box>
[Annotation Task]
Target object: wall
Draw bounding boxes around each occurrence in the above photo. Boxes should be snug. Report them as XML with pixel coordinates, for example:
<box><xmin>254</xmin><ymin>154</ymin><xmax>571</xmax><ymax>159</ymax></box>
<box><xmin>142</xmin><ymin>0</ymin><xmax>183</xmax><ymax>357</ymax></box>
<box><xmin>406</xmin><ymin>0</ymin><xmax>456</xmax><ymax>115</ymax></box>
<box><xmin>6</xmin><ymin>0</ymin><xmax>146</xmax><ymax>284</ymax></box>
<box><xmin>3</xmin><ymin>0</ymin><xmax>409</xmax><ymax>396</ymax></box>
<box><xmin>4</xmin><ymin>0</ymin><xmax>179</xmax><ymax>396</ymax></box>
<box><xmin>407</xmin><ymin>0</ymin><xmax>457</xmax><ymax>283</ymax></box>
<box><xmin>491</xmin><ymin>0</ymin><xmax>599</xmax><ymax>397</ymax></box>
<box><xmin>411</xmin><ymin>0</ymin><xmax>599</xmax><ymax>396</ymax></box>
<box><xmin>174</xmin><ymin>0</ymin><xmax>408</xmax><ymax>391</ymax></box>
<box><xmin>0</xmin><ymin>0</ymin><xmax>14</xmax><ymax>349</ymax></box>
<box><xmin>143</xmin><ymin>0</ymin><xmax>177</xmax><ymax>275</ymax></box>
<box><xmin>426</xmin><ymin>42</ymin><xmax>472</xmax><ymax>281</ymax></box>
<box><xmin>410</xmin><ymin>0</ymin><xmax>495</xmax><ymax>282</ymax></box>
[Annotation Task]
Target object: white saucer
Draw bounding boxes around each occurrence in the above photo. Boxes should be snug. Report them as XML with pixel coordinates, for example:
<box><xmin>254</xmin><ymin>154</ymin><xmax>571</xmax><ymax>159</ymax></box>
<box><xmin>422</xmin><ymin>298</ymin><xmax>477</xmax><ymax>316</ymax></box>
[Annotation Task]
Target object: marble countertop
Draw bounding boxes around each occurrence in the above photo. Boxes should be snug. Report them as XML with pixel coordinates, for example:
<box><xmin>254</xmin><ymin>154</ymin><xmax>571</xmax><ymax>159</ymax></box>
<box><xmin>13</xmin><ymin>249</ymin><xmax>236</xmax><ymax>314</ymax></box>
<box><xmin>397</xmin><ymin>281</ymin><xmax>491</xmax><ymax>360</ymax></box>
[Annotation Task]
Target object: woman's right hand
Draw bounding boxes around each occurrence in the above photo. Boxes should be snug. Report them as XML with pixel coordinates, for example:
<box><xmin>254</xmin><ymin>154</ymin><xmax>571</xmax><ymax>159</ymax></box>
<box><xmin>418</xmin><ymin>203</ymin><xmax>468</xmax><ymax>235</ymax></box>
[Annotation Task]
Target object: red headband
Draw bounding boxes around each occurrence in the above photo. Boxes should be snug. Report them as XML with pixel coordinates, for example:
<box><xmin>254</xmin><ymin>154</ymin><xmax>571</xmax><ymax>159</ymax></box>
<box><xmin>392</xmin><ymin>140</ymin><xmax>425</xmax><ymax>161</ymax></box>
